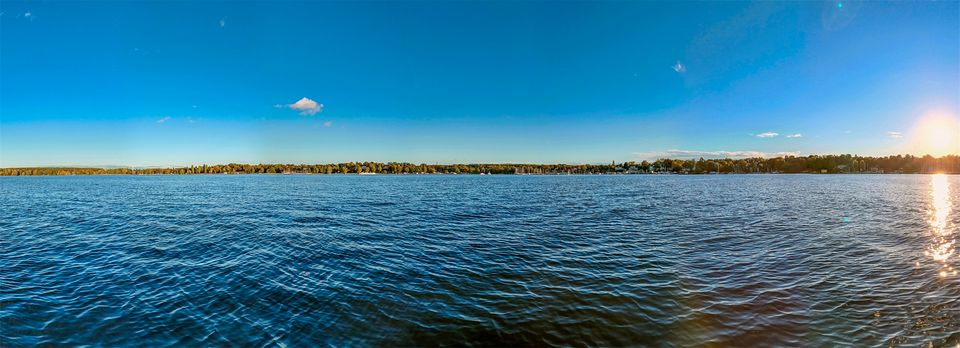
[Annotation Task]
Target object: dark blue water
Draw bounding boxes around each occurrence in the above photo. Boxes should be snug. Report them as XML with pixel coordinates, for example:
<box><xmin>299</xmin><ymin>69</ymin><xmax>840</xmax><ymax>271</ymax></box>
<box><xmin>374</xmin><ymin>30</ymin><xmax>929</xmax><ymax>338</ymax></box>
<box><xmin>1</xmin><ymin>174</ymin><xmax>958</xmax><ymax>346</ymax></box>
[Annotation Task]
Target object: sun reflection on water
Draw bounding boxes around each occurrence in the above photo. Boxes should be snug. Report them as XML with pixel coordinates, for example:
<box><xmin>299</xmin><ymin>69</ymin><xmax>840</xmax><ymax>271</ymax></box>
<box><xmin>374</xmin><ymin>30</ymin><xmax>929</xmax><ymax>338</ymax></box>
<box><xmin>925</xmin><ymin>174</ymin><xmax>956</xmax><ymax>277</ymax></box>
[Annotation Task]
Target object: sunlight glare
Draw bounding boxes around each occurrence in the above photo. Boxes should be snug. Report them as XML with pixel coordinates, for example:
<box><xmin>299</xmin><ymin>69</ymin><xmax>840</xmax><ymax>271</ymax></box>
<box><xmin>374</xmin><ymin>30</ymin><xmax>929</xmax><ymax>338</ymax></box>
<box><xmin>909</xmin><ymin>113</ymin><xmax>960</xmax><ymax>157</ymax></box>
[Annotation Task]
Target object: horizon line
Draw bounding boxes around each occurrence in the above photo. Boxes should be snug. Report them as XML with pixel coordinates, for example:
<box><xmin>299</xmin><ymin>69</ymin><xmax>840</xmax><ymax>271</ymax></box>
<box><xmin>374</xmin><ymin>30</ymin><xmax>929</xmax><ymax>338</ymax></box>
<box><xmin>3</xmin><ymin>152</ymin><xmax>959</xmax><ymax>170</ymax></box>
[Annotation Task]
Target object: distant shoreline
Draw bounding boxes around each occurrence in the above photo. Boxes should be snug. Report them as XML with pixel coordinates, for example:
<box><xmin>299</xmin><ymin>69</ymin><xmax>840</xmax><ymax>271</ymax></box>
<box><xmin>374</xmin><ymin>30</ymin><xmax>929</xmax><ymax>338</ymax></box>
<box><xmin>3</xmin><ymin>154</ymin><xmax>958</xmax><ymax>176</ymax></box>
<box><xmin>2</xmin><ymin>173</ymin><xmax>958</xmax><ymax>178</ymax></box>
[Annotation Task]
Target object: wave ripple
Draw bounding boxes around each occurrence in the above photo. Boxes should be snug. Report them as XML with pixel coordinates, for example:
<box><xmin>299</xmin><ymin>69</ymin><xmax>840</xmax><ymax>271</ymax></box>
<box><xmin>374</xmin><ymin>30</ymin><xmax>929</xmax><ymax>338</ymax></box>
<box><xmin>1</xmin><ymin>174</ymin><xmax>958</xmax><ymax>346</ymax></box>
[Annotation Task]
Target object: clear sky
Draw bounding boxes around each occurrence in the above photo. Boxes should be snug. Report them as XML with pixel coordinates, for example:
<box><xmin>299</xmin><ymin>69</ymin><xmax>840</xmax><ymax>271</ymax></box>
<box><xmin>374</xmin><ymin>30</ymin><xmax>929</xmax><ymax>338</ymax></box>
<box><xmin>1</xmin><ymin>1</ymin><xmax>958</xmax><ymax>167</ymax></box>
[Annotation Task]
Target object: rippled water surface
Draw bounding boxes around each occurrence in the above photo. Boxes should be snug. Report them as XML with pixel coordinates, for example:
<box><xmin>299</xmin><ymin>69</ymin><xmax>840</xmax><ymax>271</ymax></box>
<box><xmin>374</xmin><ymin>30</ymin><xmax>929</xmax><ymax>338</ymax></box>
<box><xmin>1</xmin><ymin>174</ymin><xmax>958</xmax><ymax>346</ymax></box>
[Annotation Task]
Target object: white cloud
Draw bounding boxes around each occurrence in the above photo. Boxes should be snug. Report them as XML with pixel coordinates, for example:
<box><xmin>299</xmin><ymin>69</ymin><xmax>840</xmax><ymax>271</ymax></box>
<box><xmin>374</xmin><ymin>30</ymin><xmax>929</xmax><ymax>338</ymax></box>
<box><xmin>843</xmin><ymin>130</ymin><xmax>853</xmax><ymax>134</ymax></box>
<box><xmin>635</xmin><ymin>149</ymin><xmax>801</xmax><ymax>160</ymax></box>
<box><xmin>672</xmin><ymin>61</ymin><xmax>686</xmax><ymax>73</ymax></box>
<box><xmin>323</xmin><ymin>121</ymin><xmax>333</xmax><ymax>128</ymax></box>
<box><xmin>156</xmin><ymin>116</ymin><xmax>172</xmax><ymax>124</ymax></box>
<box><xmin>219</xmin><ymin>18</ymin><xmax>225</xmax><ymax>28</ymax></box>
<box><xmin>786</xmin><ymin>133</ymin><xmax>802</xmax><ymax>138</ymax></box>
<box><xmin>756</xmin><ymin>132</ymin><xmax>779</xmax><ymax>138</ymax></box>
<box><xmin>887</xmin><ymin>131</ymin><xmax>903</xmax><ymax>138</ymax></box>
<box><xmin>285</xmin><ymin>97</ymin><xmax>323</xmax><ymax>115</ymax></box>
<box><xmin>23</xmin><ymin>11</ymin><xmax>31</xmax><ymax>18</ymax></box>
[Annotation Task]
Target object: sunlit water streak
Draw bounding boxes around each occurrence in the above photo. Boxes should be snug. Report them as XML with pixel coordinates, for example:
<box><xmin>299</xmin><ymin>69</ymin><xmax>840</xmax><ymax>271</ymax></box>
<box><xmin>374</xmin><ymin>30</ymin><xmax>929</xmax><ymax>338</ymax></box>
<box><xmin>1</xmin><ymin>175</ymin><xmax>958</xmax><ymax>346</ymax></box>
<box><xmin>927</xmin><ymin>174</ymin><xmax>957</xmax><ymax>278</ymax></box>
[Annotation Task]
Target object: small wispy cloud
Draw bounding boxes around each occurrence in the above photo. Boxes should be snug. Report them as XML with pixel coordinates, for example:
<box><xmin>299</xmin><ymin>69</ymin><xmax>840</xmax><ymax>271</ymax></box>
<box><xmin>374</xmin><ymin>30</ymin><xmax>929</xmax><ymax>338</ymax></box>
<box><xmin>156</xmin><ymin>116</ymin><xmax>172</xmax><ymax>124</ymax></box>
<box><xmin>786</xmin><ymin>133</ymin><xmax>802</xmax><ymax>138</ymax></box>
<box><xmin>219</xmin><ymin>18</ymin><xmax>225</xmax><ymax>28</ymax></box>
<box><xmin>635</xmin><ymin>149</ymin><xmax>801</xmax><ymax>160</ymax></box>
<box><xmin>672</xmin><ymin>61</ymin><xmax>686</xmax><ymax>73</ymax></box>
<box><xmin>323</xmin><ymin>121</ymin><xmax>333</xmax><ymax>128</ymax></box>
<box><xmin>282</xmin><ymin>97</ymin><xmax>323</xmax><ymax>115</ymax></box>
<box><xmin>887</xmin><ymin>131</ymin><xmax>903</xmax><ymax>139</ymax></box>
<box><xmin>843</xmin><ymin>130</ymin><xmax>853</xmax><ymax>134</ymax></box>
<box><xmin>756</xmin><ymin>132</ymin><xmax>779</xmax><ymax>138</ymax></box>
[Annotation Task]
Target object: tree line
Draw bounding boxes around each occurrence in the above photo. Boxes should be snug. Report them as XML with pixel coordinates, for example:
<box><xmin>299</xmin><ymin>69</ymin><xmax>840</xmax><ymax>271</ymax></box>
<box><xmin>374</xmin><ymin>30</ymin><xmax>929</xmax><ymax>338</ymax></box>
<box><xmin>1</xmin><ymin>154</ymin><xmax>958</xmax><ymax>176</ymax></box>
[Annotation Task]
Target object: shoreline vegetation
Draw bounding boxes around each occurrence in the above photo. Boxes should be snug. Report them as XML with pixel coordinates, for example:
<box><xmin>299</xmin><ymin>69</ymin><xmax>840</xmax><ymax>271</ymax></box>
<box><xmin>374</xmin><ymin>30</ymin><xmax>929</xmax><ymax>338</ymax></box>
<box><xmin>2</xmin><ymin>154</ymin><xmax>959</xmax><ymax>176</ymax></box>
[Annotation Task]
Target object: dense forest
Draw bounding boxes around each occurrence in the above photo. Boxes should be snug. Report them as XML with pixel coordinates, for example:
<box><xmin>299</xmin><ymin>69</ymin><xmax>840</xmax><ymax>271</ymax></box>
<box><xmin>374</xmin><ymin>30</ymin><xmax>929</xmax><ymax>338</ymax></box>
<box><xmin>2</xmin><ymin>154</ymin><xmax>958</xmax><ymax>176</ymax></box>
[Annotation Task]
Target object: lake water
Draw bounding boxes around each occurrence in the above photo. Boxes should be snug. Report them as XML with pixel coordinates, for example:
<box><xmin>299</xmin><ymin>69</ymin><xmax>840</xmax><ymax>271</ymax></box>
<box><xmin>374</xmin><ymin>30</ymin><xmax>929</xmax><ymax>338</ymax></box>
<box><xmin>1</xmin><ymin>174</ymin><xmax>958</xmax><ymax>346</ymax></box>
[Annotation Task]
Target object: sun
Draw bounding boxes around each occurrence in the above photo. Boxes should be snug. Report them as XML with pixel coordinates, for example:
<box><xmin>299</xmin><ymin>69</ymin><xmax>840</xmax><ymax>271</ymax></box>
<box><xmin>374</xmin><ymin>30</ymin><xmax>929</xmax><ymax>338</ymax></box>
<box><xmin>908</xmin><ymin>113</ymin><xmax>960</xmax><ymax>157</ymax></box>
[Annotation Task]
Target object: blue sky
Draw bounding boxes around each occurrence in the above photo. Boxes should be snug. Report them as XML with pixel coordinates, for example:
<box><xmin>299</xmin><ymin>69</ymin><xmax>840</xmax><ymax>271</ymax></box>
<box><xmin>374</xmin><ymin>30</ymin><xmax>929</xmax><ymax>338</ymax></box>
<box><xmin>1</xmin><ymin>1</ymin><xmax>957</xmax><ymax>167</ymax></box>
